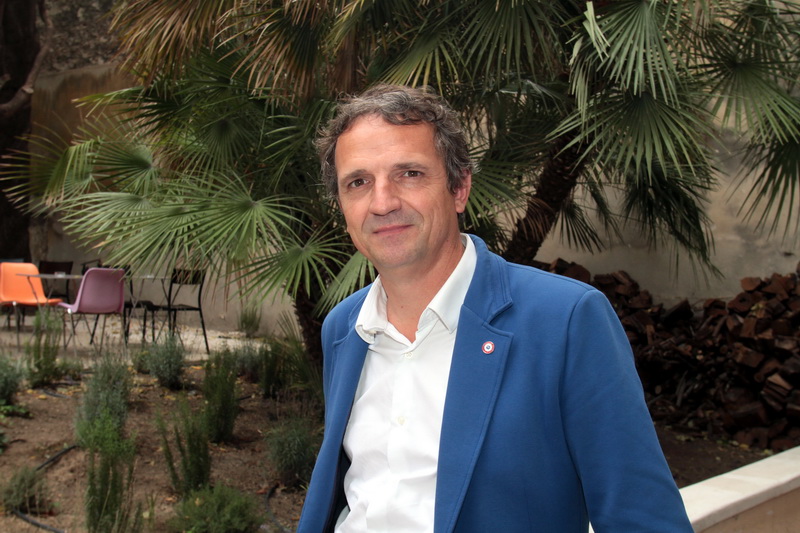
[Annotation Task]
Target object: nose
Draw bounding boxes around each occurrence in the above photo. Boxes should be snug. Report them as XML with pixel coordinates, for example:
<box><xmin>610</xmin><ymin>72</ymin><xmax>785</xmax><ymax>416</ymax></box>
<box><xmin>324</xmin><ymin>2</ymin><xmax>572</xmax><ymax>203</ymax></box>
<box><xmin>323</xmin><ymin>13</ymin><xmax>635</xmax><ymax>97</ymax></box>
<box><xmin>369</xmin><ymin>177</ymin><xmax>401</xmax><ymax>216</ymax></box>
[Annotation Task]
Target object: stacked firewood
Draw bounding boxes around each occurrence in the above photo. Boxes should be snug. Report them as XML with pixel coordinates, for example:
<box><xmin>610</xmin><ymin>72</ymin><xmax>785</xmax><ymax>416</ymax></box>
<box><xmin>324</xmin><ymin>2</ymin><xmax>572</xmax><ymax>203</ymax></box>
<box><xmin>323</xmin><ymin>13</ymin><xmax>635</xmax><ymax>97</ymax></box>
<box><xmin>538</xmin><ymin>258</ymin><xmax>800</xmax><ymax>451</ymax></box>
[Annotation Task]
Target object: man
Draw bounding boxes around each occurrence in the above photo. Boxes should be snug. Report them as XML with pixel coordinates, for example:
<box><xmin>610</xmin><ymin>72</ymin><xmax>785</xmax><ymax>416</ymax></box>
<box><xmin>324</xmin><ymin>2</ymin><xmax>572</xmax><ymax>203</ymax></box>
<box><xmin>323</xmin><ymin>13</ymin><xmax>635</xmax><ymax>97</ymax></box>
<box><xmin>297</xmin><ymin>85</ymin><xmax>692</xmax><ymax>532</ymax></box>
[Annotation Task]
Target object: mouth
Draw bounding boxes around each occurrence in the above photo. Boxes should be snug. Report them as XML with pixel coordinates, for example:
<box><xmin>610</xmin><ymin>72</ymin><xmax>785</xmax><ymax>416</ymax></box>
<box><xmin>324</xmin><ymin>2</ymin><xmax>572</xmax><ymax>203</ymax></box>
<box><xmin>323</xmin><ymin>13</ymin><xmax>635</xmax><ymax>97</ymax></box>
<box><xmin>372</xmin><ymin>224</ymin><xmax>411</xmax><ymax>237</ymax></box>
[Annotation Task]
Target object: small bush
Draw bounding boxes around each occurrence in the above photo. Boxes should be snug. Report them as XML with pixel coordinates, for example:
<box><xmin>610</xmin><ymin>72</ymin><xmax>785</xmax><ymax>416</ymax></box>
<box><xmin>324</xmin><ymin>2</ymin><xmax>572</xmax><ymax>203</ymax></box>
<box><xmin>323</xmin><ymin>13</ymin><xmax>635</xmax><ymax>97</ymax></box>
<box><xmin>203</xmin><ymin>350</ymin><xmax>239</xmax><ymax>443</ymax></box>
<box><xmin>264</xmin><ymin>417</ymin><xmax>321</xmax><ymax>488</ymax></box>
<box><xmin>26</xmin><ymin>308</ymin><xmax>63</xmax><ymax>387</ymax></box>
<box><xmin>260</xmin><ymin>314</ymin><xmax>323</xmax><ymax>403</ymax></box>
<box><xmin>58</xmin><ymin>358</ymin><xmax>84</xmax><ymax>381</ymax></box>
<box><xmin>237</xmin><ymin>302</ymin><xmax>261</xmax><ymax>338</ymax></box>
<box><xmin>232</xmin><ymin>342</ymin><xmax>262</xmax><ymax>383</ymax></box>
<box><xmin>157</xmin><ymin>401</ymin><xmax>211</xmax><ymax>497</ymax></box>
<box><xmin>83</xmin><ymin>411</ymin><xmax>142</xmax><ymax>533</ymax></box>
<box><xmin>148</xmin><ymin>335</ymin><xmax>184</xmax><ymax>389</ymax></box>
<box><xmin>130</xmin><ymin>349</ymin><xmax>150</xmax><ymax>374</ymax></box>
<box><xmin>168</xmin><ymin>484</ymin><xmax>263</xmax><ymax>533</ymax></box>
<box><xmin>257</xmin><ymin>339</ymin><xmax>290</xmax><ymax>399</ymax></box>
<box><xmin>0</xmin><ymin>354</ymin><xmax>23</xmax><ymax>406</ymax></box>
<box><xmin>75</xmin><ymin>356</ymin><xmax>131</xmax><ymax>447</ymax></box>
<box><xmin>1</xmin><ymin>466</ymin><xmax>51</xmax><ymax>515</ymax></box>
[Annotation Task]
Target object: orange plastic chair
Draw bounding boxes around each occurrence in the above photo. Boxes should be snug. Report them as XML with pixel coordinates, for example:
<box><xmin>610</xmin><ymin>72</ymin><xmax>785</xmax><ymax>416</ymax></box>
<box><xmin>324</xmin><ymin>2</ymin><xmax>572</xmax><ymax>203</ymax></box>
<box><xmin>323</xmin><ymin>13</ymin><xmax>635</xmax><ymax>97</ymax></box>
<box><xmin>0</xmin><ymin>262</ymin><xmax>63</xmax><ymax>337</ymax></box>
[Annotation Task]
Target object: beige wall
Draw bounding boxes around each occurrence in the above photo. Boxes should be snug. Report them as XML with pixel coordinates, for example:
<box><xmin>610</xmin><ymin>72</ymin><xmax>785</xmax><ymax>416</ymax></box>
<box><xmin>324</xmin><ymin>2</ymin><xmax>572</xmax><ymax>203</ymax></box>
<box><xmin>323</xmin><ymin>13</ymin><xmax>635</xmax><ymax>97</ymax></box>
<box><xmin>538</xmin><ymin>138</ymin><xmax>798</xmax><ymax>306</ymax></box>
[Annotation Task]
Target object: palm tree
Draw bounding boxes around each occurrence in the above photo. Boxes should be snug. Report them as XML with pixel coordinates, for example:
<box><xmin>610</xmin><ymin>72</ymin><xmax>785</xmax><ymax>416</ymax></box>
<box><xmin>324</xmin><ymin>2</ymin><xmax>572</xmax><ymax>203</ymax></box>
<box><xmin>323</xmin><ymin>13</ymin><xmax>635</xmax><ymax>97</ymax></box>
<box><xmin>7</xmin><ymin>0</ymin><xmax>800</xmax><ymax>363</ymax></box>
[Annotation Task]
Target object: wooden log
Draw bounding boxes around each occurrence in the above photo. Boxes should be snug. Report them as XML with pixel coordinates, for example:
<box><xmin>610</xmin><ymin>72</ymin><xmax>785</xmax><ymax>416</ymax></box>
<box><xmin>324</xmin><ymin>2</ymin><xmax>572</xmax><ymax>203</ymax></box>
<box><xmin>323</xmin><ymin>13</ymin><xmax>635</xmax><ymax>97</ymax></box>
<box><xmin>779</xmin><ymin>355</ymin><xmax>800</xmax><ymax>386</ymax></box>
<box><xmin>741</xmin><ymin>276</ymin><xmax>763</xmax><ymax>292</ymax></box>
<box><xmin>663</xmin><ymin>299</ymin><xmax>694</xmax><ymax>326</ymax></box>
<box><xmin>732</xmin><ymin>343</ymin><xmax>765</xmax><ymax>368</ymax></box>
<box><xmin>728</xmin><ymin>291</ymin><xmax>762</xmax><ymax>314</ymax></box>
<box><xmin>739</xmin><ymin>316</ymin><xmax>758</xmax><ymax>339</ymax></box>
<box><xmin>561</xmin><ymin>263</ymin><xmax>591</xmax><ymax>284</ymax></box>
<box><xmin>727</xmin><ymin>401</ymin><xmax>769</xmax><ymax>427</ymax></box>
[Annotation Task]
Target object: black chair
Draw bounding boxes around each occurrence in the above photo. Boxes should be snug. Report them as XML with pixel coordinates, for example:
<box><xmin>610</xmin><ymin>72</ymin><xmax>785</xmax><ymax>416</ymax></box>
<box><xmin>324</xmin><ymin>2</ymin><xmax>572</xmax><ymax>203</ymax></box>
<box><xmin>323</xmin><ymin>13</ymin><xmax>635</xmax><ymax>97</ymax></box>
<box><xmin>145</xmin><ymin>268</ymin><xmax>209</xmax><ymax>353</ymax></box>
<box><xmin>38</xmin><ymin>260</ymin><xmax>74</xmax><ymax>301</ymax></box>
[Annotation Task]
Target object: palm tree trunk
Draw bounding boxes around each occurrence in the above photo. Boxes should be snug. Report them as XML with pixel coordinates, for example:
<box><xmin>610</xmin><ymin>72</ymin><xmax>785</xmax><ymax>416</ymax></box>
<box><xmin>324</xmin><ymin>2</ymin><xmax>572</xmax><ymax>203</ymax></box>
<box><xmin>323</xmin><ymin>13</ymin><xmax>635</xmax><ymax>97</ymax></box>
<box><xmin>502</xmin><ymin>134</ymin><xmax>585</xmax><ymax>266</ymax></box>
<box><xmin>293</xmin><ymin>285</ymin><xmax>324</xmax><ymax>367</ymax></box>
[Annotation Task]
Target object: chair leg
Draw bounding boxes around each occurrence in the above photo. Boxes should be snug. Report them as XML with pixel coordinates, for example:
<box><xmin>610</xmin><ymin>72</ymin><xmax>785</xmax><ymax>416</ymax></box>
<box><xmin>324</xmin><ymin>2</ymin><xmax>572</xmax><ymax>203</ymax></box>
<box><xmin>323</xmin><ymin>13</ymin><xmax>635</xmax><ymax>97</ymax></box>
<box><xmin>61</xmin><ymin>312</ymin><xmax>68</xmax><ymax>350</ymax></box>
<box><xmin>90</xmin><ymin>315</ymin><xmax>100</xmax><ymax>345</ymax></box>
<box><xmin>142</xmin><ymin>307</ymin><xmax>148</xmax><ymax>343</ymax></box>
<box><xmin>122</xmin><ymin>310</ymin><xmax>127</xmax><ymax>345</ymax></box>
<box><xmin>198</xmin><ymin>307</ymin><xmax>209</xmax><ymax>354</ymax></box>
<box><xmin>14</xmin><ymin>306</ymin><xmax>21</xmax><ymax>348</ymax></box>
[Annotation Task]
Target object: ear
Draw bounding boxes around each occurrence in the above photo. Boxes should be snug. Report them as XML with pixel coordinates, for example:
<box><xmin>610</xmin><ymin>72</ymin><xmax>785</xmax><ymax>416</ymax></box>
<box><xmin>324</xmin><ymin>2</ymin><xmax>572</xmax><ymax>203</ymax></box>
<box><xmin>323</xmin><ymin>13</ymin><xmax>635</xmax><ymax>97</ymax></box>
<box><xmin>454</xmin><ymin>170</ymin><xmax>472</xmax><ymax>214</ymax></box>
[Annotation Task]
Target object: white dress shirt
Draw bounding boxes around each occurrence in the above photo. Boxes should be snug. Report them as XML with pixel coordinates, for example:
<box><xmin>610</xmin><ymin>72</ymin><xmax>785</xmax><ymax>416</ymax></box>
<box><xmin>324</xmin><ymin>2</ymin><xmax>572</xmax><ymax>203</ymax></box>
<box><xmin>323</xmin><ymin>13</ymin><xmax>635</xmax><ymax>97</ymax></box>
<box><xmin>336</xmin><ymin>235</ymin><xmax>477</xmax><ymax>533</ymax></box>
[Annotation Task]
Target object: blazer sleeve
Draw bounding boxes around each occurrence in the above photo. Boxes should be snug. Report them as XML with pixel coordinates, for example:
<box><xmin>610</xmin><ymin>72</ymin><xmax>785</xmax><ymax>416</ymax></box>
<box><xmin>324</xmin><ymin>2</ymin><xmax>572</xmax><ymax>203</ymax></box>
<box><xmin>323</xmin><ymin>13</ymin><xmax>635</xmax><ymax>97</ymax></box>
<box><xmin>560</xmin><ymin>290</ymin><xmax>693</xmax><ymax>532</ymax></box>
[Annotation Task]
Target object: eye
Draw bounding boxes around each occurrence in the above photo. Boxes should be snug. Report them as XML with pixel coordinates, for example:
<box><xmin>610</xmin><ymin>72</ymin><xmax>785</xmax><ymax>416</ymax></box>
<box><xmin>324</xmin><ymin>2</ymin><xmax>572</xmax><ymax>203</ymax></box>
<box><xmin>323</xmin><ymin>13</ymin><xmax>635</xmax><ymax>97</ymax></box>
<box><xmin>402</xmin><ymin>170</ymin><xmax>422</xmax><ymax>178</ymax></box>
<box><xmin>347</xmin><ymin>177</ymin><xmax>367</xmax><ymax>189</ymax></box>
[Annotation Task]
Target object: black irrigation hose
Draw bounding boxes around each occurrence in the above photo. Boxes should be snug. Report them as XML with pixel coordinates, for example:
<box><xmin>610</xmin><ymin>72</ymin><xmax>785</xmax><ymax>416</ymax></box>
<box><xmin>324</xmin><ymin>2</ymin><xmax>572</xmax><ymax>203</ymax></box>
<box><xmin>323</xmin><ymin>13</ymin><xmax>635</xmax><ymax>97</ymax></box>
<box><xmin>11</xmin><ymin>509</ymin><xmax>65</xmax><ymax>533</ymax></box>
<box><xmin>8</xmin><ymin>445</ymin><xmax>78</xmax><ymax>532</ymax></box>
<box><xmin>262</xmin><ymin>483</ymin><xmax>293</xmax><ymax>533</ymax></box>
<box><xmin>35</xmin><ymin>444</ymin><xmax>78</xmax><ymax>471</ymax></box>
<box><xmin>37</xmin><ymin>389</ymin><xmax>69</xmax><ymax>399</ymax></box>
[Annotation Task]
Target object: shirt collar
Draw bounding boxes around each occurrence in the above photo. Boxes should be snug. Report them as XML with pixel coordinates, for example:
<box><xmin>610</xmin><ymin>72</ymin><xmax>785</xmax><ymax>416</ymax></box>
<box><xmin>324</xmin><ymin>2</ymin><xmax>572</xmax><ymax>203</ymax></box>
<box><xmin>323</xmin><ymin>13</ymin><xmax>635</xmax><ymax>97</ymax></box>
<box><xmin>355</xmin><ymin>234</ymin><xmax>477</xmax><ymax>343</ymax></box>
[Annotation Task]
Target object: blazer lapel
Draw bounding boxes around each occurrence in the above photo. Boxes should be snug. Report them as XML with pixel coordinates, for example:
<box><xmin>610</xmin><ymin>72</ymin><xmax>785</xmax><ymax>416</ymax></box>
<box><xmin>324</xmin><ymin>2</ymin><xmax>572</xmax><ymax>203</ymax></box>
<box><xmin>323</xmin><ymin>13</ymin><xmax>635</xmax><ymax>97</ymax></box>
<box><xmin>434</xmin><ymin>237</ymin><xmax>514</xmax><ymax>533</ymax></box>
<box><xmin>325</xmin><ymin>330</ymin><xmax>369</xmax><ymax>449</ymax></box>
<box><xmin>309</xmin><ymin>330</ymin><xmax>368</xmax><ymax>531</ymax></box>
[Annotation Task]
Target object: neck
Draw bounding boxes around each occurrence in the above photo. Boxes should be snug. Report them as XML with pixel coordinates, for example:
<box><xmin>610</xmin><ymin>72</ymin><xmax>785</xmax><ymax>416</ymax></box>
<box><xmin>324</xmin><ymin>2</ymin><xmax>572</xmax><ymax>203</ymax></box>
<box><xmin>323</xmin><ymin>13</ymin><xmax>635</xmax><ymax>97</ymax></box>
<box><xmin>380</xmin><ymin>237</ymin><xmax>465</xmax><ymax>341</ymax></box>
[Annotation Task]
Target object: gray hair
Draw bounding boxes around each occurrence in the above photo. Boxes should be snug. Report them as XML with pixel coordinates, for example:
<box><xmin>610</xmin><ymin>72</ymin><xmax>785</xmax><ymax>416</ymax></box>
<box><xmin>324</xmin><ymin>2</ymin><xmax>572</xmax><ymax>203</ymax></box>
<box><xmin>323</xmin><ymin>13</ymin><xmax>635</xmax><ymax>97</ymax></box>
<box><xmin>316</xmin><ymin>84</ymin><xmax>474</xmax><ymax>198</ymax></box>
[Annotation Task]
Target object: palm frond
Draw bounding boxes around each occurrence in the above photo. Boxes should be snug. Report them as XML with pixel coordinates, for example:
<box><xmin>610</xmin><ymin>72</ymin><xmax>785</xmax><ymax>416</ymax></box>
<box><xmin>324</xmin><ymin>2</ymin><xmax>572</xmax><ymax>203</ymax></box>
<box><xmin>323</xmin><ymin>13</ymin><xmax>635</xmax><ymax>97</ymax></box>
<box><xmin>109</xmin><ymin>0</ymin><xmax>239</xmax><ymax>82</ymax></box>
<box><xmin>554</xmin><ymin>197</ymin><xmax>605</xmax><ymax>253</ymax></box>
<box><xmin>620</xmin><ymin>162</ymin><xmax>716</xmax><ymax>267</ymax></box>
<box><xmin>558</xmin><ymin>87</ymin><xmax>715</xmax><ymax>183</ymax></box>
<box><xmin>739</xmin><ymin>129</ymin><xmax>800</xmax><ymax>238</ymax></box>
<box><xmin>314</xmin><ymin>250</ymin><xmax>375</xmax><ymax>314</ymax></box>
<box><xmin>245</xmin><ymin>227</ymin><xmax>353</xmax><ymax>302</ymax></box>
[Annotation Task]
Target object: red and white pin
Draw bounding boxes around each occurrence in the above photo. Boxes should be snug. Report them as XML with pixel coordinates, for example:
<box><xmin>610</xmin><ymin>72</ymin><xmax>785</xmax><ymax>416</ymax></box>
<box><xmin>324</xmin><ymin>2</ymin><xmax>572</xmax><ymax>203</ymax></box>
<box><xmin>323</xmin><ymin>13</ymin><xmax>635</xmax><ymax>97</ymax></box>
<box><xmin>481</xmin><ymin>341</ymin><xmax>495</xmax><ymax>354</ymax></box>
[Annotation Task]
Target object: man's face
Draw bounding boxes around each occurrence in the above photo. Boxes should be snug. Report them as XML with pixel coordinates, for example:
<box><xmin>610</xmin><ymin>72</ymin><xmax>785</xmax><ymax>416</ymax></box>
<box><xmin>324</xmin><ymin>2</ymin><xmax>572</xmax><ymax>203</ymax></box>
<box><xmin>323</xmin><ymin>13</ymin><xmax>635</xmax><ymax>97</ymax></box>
<box><xmin>335</xmin><ymin>114</ymin><xmax>470</xmax><ymax>278</ymax></box>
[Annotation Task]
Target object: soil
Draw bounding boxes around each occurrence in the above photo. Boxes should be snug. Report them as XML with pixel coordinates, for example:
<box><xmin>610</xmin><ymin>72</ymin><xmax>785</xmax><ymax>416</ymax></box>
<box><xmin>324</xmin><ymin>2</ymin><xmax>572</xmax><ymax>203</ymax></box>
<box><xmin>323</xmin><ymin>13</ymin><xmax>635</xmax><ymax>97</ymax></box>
<box><xmin>0</xmin><ymin>326</ymin><xmax>770</xmax><ymax>532</ymax></box>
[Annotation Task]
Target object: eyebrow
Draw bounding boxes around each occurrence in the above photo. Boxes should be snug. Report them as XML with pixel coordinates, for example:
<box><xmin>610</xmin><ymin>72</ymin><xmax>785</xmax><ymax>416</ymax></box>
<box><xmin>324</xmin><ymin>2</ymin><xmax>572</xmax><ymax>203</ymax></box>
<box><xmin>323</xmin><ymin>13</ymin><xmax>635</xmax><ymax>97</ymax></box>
<box><xmin>338</xmin><ymin>161</ymin><xmax>431</xmax><ymax>184</ymax></box>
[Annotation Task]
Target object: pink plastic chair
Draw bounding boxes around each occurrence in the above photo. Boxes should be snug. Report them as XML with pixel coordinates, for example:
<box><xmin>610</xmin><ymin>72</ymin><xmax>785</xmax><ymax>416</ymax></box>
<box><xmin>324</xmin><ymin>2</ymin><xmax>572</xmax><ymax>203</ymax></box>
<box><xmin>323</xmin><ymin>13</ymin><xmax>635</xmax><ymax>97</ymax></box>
<box><xmin>58</xmin><ymin>267</ymin><xmax>125</xmax><ymax>347</ymax></box>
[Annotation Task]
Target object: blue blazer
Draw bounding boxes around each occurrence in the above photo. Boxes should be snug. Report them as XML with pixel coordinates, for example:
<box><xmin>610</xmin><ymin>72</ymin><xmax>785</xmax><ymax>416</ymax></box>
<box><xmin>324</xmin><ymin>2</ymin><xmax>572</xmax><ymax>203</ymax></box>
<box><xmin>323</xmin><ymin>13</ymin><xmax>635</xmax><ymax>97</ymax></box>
<box><xmin>297</xmin><ymin>235</ymin><xmax>692</xmax><ymax>533</ymax></box>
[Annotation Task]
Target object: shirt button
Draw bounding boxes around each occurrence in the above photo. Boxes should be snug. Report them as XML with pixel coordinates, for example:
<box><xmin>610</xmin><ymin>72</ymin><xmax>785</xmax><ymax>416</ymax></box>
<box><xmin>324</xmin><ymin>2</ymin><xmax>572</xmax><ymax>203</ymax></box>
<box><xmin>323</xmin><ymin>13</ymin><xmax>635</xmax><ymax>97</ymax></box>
<box><xmin>404</xmin><ymin>352</ymin><xmax>413</xmax><ymax>359</ymax></box>
<box><xmin>397</xmin><ymin>416</ymin><xmax>406</xmax><ymax>425</ymax></box>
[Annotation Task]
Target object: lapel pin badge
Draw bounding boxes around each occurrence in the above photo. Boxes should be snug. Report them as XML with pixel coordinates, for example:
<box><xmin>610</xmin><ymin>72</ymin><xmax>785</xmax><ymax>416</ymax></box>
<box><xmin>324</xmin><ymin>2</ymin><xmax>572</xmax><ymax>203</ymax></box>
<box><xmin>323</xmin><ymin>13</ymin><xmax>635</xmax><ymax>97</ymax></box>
<box><xmin>482</xmin><ymin>341</ymin><xmax>495</xmax><ymax>354</ymax></box>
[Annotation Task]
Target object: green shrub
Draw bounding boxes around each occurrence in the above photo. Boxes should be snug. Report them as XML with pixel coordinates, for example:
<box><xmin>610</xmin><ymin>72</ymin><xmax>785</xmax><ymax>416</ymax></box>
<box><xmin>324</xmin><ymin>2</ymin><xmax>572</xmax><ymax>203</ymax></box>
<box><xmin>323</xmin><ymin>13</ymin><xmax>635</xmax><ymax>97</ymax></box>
<box><xmin>148</xmin><ymin>335</ymin><xmax>184</xmax><ymax>389</ymax></box>
<box><xmin>232</xmin><ymin>342</ymin><xmax>262</xmax><ymax>384</ymax></box>
<box><xmin>260</xmin><ymin>314</ymin><xmax>323</xmax><ymax>404</ymax></box>
<box><xmin>203</xmin><ymin>350</ymin><xmax>239</xmax><ymax>443</ymax></box>
<box><xmin>237</xmin><ymin>302</ymin><xmax>261</xmax><ymax>338</ymax></box>
<box><xmin>264</xmin><ymin>417</ymin><xmax>321</xmax><ymax>488</ymax></box>
<box><xmin>168</xmin><ymin>484</ymin><xmax>263</xmax><ymax>533</ymax></box>
<box><xmin>83</xmin><ymin>410</ymin><xmax>142</xmax><ymax>533</ymax></box>
<box><xmin>75</xmin><ymin>356</ymin><xmax>131</xmax><ymax>447</ymax></box>
<box><xmin>0</xmin><ymin>466</ymin><xmax>51</xmax><ymax>515</ymax></box>
<box><xmin>130</xmin><ymin>348</ymin><xmax>150</xmax><ymax>374</ymax></box>
<box><xmin>257</xmin><ymin>338</ymin><xmax>290</xmax><ymax>399</ymax></box>
<box><xmin>157</xmin><ymin>401</ymin><xmax>211</xmax><ymax>497</ymax></box>
<box><xmin>0</xmin><ymin>354</ymin><xmax>23</xmax><ymax>406</ymax></box>
<box><xmin>26</xmin><ymin>308</ymin><xmax>63</xmax><ymax>387</ymax></box>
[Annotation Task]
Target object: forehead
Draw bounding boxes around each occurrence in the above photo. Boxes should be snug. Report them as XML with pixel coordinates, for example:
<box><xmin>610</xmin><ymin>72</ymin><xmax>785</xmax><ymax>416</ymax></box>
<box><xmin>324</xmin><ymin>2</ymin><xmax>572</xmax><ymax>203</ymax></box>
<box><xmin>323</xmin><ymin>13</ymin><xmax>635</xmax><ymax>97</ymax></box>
<box><xmin>335</xmin><ymin>115</ymin><xmax>438</xmax><ymax>164</ymax></box>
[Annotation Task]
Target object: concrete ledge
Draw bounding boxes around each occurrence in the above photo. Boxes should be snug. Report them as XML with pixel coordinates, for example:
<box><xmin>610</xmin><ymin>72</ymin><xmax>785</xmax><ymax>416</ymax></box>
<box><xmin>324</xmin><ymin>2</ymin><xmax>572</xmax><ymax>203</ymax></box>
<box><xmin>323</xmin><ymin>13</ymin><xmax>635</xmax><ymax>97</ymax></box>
<box><xmin>680</xmin><ymin>445</ymin><xmax>800</xmax><ymax>532</ymax></box>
